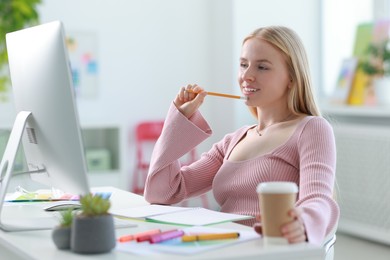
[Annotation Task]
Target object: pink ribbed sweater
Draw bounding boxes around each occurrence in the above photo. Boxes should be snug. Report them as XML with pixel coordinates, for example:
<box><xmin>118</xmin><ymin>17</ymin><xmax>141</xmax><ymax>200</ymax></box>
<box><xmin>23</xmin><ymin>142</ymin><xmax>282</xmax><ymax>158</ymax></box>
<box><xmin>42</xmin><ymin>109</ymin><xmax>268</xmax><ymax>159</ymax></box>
<box><xmin>144</xmin><ymin>103</ymin><xmax>340</xmax><ymax>245</ymax></box>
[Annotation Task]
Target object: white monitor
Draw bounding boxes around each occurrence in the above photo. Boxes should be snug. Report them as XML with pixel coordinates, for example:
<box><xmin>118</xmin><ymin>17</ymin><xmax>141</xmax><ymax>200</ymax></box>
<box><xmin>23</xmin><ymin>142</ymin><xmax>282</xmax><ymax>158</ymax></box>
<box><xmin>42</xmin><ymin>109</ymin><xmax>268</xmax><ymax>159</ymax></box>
<box><xmin>0</xmin><ymin>21</ymin><xmax>90</xmax><ymax>231</ymax></box>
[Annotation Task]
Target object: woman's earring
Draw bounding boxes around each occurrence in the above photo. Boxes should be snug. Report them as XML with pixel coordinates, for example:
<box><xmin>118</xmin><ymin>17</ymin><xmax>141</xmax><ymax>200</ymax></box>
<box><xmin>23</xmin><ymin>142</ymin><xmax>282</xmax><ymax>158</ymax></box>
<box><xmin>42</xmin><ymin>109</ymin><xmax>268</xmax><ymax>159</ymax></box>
<box><xmin>289</xmin><ymin>79</ymin><xmax>293</xmax><ymax>88</ymax></box>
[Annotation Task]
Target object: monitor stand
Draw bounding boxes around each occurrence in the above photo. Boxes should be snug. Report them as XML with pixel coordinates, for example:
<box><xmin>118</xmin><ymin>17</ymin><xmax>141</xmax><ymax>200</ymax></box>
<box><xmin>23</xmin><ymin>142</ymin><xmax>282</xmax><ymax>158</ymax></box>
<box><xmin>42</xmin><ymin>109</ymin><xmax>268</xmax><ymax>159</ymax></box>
<box><xmin>0</xmin><ymin>111</ymin><xmax>55</xmax><ymax>231</ymax></box>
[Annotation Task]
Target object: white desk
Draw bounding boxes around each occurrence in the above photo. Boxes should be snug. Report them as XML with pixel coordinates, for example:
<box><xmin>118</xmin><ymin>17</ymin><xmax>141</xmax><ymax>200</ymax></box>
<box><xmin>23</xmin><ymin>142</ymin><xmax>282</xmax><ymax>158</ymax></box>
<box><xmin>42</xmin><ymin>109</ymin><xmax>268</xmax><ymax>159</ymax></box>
<box><xmin>0</xmin><ymin>187</ymin><xmax>325</xmax><ymax>260</ymax></box>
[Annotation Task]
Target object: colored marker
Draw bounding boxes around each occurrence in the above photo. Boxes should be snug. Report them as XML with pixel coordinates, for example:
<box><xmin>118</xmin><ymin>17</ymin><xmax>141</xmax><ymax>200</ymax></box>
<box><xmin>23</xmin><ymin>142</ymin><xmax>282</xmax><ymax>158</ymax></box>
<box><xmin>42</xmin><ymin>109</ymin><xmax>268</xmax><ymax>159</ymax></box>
<box><xmin>149</xmin><ymin>229</ymin><xmax>184</xmax><ymax>244</ymax></box>
<box><xmin>118</xmin><ymin>229</ymin><xmax>161</xmax><ymax>242</ymax></box>
<box><xmin>118</xmin><ymin>234</ymin><xmax>133</xmax><ymax>243</ymax></box>
<box><xmin>136</xmin><ymin>233</ymin><xmax>154</xmax><ymax>243</ymax></box>
<box><xmin>181</xmin><ymin>232</ymin><xmax>240</xmax><ymax>242</ymax></box>
<box><xmin>119</xmin><ymin>228</ymin><xmax>161</xmax><ymax>242</ymax></box>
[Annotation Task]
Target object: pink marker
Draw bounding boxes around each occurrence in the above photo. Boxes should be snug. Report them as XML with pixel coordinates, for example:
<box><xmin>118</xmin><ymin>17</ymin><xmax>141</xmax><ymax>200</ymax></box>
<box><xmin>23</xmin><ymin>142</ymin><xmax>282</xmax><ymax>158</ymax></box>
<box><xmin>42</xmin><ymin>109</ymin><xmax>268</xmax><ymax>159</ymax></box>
<box><xmin>149</xmin><ymin>229</ymin><xmax>184</xmax><ymax>244</ymax></box>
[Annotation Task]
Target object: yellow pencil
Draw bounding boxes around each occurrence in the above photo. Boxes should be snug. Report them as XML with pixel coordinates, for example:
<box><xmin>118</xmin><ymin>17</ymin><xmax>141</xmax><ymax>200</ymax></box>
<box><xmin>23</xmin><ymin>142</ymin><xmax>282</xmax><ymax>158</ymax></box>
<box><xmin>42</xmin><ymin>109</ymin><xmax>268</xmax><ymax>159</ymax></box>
<box><xmin>187</xmin><ymin>89</ymin><xmax>247</xmax><ymax>100</ymax></box>
<box><xmin>181</xmin><ymin>232</ymin><xmax>240</xmax><ymax>242</ymax></box>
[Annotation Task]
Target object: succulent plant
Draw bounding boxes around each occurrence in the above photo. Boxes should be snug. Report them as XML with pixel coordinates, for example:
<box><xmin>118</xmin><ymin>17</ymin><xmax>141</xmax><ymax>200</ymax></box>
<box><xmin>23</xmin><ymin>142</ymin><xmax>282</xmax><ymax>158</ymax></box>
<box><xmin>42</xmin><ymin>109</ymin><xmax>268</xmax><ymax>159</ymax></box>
<box><xmin>59</xmin><ymin>208</ymin><xmax>74</xmax><ymax>228</ymax></box>
<box><xmin>79</xmin><ymin>193</ymin><xmax>111</xmax><ymax>217</ymax></box>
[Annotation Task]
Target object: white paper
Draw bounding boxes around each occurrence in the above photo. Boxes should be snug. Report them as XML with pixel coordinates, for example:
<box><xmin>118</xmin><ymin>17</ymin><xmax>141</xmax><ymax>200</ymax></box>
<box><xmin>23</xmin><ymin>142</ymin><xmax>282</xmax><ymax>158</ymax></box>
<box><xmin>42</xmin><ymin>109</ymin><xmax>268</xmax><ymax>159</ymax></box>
<box><xmin>110</xmin><ymin>204</ymin><xmax>193</xmax><ymax>218</ymax></box>
<box><xmin>147</xmin><ymin>208</ymin><xmax>253</xmax><ymax>226</ymax></box>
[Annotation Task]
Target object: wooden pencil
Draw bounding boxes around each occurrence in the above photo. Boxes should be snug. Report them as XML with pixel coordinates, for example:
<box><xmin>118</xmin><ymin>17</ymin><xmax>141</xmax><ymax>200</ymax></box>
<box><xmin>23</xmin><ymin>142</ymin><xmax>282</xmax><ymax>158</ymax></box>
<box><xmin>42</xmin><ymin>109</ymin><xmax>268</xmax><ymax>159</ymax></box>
<box><xmin>187</xmin><ymin>89</ymin><xmax>247</xmax><ymax>100</ymax></box>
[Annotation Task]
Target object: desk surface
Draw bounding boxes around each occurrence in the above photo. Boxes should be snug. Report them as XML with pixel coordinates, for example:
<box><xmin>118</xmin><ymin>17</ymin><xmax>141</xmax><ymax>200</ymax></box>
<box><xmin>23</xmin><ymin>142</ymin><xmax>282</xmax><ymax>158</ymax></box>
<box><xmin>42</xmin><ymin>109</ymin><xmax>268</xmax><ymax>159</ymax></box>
<box><xmin>0</xmin><ymin>187</ymin><xmax>325</xmax><ymax>260</ymax></box>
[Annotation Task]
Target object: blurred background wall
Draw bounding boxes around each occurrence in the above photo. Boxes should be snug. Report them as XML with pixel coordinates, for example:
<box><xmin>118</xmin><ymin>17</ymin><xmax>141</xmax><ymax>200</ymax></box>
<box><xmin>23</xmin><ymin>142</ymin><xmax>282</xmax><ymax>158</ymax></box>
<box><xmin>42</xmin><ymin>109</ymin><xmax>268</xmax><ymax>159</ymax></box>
<box><xmin>34</xmin><ymin>0</ymin><xmax>321</xmax><ymax>180</ymax></box>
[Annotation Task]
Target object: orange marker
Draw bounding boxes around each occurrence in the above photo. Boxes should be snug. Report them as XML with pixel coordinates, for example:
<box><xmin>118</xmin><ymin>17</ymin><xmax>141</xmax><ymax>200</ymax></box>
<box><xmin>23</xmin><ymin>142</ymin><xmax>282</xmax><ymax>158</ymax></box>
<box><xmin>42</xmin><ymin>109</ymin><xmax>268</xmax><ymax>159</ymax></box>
<box><xmin>187</xmin><ymin>89</ymin><xmax>247</xmax><ymax>100</ymax></box>
<box><xmin>118</xmin><ymin>234</ymin><xmax>133</xmax><ymax>243</ymax></box>
<box><xmin>118</xmin><ymin>229</ymin><xmax>161</xmax><ymax>243</ymax></box>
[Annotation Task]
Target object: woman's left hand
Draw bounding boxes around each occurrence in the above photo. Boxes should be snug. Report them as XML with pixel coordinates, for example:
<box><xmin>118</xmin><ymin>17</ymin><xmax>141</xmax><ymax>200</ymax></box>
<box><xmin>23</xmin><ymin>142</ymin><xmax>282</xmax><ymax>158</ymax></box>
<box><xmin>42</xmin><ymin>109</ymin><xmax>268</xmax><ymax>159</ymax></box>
<box><xmin>253</xmin><ymin>208</ymin><xmax>307</xmax><ymax>244</ymax></box>
<box><xmin>280</xmin><ymin>207</ymin><xmax>307</xmax><ymax>243</ymax></box>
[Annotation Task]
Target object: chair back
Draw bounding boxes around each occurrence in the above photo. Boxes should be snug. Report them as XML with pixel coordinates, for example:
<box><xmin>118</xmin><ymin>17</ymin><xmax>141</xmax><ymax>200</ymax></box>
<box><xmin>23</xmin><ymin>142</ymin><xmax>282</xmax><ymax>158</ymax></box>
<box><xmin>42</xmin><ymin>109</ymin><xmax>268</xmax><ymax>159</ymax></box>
<box><xmin>135</xmin><ymin>121</ymin><xmax>164</xmax><ymax>142</ymax></box>
<box><xmin>135</xmin><ymin>120</ymin><xmax>164</xmax><ymax>164</ymax></box>
<box><xmin>131</xmin><ymin>120</ymin><xmax>164</xmax><ymax>194</ymax></box>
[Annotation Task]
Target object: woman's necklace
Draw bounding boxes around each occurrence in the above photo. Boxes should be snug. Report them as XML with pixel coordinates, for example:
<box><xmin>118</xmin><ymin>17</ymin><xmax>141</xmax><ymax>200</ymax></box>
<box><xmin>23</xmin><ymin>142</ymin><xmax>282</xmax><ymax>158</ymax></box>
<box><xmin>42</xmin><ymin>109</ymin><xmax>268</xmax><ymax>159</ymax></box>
<box><xmin>255</xmin><ymin>113</ymin><xmax>293</xmax><ymax>137</ymax></box>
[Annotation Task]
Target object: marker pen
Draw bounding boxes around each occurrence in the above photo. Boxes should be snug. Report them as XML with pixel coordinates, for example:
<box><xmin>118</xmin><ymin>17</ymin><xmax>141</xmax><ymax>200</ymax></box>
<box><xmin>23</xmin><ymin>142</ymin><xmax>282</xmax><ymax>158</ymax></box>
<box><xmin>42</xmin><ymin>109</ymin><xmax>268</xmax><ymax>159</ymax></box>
<box><xmin>181</xmin><ymin>232</ymin><xmax>240</xmax><ymax>242</ymax></box>
<box><xmin>119</xmin><ymin>229</ymin><xmax>161</xmax><ymax>242</ymax></box>
<box><xmin>149</xmin><ymin>229</ymin><xmax>184</xmax><ymax>244</ymax></box>
<box><xmin>119</xmin><ymin>229</ymin><xmax>162</xmax><ymax>242</ymax></box>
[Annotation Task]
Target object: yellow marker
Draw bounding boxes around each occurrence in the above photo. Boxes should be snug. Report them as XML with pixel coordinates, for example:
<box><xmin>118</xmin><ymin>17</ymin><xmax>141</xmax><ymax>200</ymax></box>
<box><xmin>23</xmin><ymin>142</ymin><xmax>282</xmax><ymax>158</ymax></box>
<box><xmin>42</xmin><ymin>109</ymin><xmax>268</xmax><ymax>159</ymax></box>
<box><xmin>181</xmin><ymin>232</ymin><xmax>240</xmax><ymax>242</ymax></box>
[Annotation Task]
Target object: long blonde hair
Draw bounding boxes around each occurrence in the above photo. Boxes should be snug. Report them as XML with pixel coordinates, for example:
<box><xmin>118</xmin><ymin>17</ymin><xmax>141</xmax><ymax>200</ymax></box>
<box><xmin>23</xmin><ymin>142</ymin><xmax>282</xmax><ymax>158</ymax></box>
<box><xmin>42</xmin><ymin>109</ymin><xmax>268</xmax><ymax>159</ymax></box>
<box><xmin>243</xmin><ymin>26</ymin><xmax>321</xmax><ymax>118</ymax></box>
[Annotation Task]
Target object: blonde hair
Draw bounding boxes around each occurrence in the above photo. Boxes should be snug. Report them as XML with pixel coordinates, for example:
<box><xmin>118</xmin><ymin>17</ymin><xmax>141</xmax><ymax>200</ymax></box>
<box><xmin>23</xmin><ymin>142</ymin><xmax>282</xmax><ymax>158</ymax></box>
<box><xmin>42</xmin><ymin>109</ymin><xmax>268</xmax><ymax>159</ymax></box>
<box><xmin>243</xmin><ymin>26</ymin><xmax>321</xmax><ymax>118</ymax></box>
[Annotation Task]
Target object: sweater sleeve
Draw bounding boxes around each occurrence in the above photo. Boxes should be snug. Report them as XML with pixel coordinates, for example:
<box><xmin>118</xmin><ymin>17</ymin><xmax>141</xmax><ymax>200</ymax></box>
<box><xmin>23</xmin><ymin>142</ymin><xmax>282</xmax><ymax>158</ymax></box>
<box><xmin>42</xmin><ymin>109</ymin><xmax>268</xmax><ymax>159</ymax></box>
<box><xmin>296</xmin><ymin>117</ymin><xmax>340</xmax><ymax>245</ymax></box>
<box><xmin>144</xmin><ymin>103</ymin><xmax>222</xmax><ymax>204</ymax></box>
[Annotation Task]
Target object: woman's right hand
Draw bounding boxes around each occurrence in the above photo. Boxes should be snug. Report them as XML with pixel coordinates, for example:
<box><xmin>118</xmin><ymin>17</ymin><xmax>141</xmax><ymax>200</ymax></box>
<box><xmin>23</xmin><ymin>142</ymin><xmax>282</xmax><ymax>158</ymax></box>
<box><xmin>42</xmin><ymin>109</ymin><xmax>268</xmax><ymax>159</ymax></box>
<box><xmin>174</xmin><ymin>84</ymin><xmax>207</xmax><ymax>119</ymax></box>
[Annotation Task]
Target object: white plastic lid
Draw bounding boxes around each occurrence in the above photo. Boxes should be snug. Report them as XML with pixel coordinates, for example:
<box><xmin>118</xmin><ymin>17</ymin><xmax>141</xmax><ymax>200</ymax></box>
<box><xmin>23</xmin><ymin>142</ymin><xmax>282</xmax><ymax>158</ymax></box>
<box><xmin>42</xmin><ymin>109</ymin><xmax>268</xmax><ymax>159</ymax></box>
<box><xmin>256</xmin><ymin>182</ymin><xmax>298</xmax><ymax>194</ymax></box>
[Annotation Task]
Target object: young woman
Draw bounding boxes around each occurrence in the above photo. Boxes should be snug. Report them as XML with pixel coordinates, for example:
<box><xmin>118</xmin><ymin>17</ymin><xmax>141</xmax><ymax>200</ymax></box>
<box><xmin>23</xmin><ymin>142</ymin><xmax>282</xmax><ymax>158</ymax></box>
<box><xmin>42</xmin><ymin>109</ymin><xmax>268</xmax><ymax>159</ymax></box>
<box><xmin>144</xmin><ymin>26</ymin><xmax>339</xmax><ymax>245</ymax></box>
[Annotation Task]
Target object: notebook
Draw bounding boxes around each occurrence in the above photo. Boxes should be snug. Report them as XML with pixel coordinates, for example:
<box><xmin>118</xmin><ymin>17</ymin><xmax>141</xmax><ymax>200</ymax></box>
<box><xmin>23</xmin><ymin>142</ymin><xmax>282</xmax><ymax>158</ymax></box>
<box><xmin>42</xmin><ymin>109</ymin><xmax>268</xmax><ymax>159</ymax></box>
<box><xmin>110</xmin><ymin>205</ymin><xmax>253</xmax><ymax>226</ymax></box>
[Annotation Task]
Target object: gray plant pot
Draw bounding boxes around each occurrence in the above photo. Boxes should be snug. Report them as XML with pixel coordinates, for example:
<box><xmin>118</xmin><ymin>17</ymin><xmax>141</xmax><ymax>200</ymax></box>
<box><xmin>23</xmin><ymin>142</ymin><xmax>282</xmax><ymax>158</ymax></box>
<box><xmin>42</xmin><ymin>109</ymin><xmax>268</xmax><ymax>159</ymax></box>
<box><xmin>70</xmin><ymin>214</ymin><xmax>116</xmax><ymax>254</ymax></box>
<box><xmin>52</xmin><ymin>226</ymin><xmax>71</xmax><ymax>250</ymax></box>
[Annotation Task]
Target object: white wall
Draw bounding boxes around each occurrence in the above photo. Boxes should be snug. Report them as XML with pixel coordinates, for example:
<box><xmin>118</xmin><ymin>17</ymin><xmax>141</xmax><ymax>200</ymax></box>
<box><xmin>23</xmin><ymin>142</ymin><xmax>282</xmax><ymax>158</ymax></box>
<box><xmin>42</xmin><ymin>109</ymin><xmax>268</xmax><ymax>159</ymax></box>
<box><xmin>38</xmin><ymin>0</ymin><xmax>212</xmax><ymax>122</ymax></box>
<box><xmin>32</xmin><ymin>0</ymin><xmax>237</xmax><ymax>189</ymax></box>
<box><xmin>36</xmin><ymin>0</ymin><xmax>237</xmax><ymax>153</ymax></box>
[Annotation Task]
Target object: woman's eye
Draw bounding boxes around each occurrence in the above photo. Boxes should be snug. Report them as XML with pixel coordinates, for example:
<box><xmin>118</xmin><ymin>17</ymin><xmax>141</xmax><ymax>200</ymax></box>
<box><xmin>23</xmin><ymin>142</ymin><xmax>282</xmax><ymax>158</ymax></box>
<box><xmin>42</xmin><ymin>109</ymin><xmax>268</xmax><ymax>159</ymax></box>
<box><xmin>258</xmin><ymin>65</ymin><xmax>268</xmax><ymax>70</ymax></box>
<box><xmin>240</xmin><ymin>63</ymin><xmax>248</xmax><ymax>68</ymax></box>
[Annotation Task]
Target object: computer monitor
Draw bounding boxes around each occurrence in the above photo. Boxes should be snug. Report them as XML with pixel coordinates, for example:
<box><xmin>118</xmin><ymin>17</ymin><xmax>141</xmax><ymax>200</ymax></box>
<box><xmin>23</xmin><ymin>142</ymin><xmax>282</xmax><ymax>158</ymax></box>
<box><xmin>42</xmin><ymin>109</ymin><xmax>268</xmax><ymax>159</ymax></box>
<box><xmin>0</xmin><ymin>21</ymin><xmax>90</xmax><ymax>231</ymax></box>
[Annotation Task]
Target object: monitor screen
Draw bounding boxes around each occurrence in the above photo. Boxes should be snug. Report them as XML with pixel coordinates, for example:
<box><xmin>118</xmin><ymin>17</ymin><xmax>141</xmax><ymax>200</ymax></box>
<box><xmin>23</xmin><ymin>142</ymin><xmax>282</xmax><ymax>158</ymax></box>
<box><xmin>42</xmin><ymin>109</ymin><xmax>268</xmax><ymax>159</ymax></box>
<box><xmin>4</xmin><ymin>21</ymin><xmax>90</xmax><ymax>196</ymax></box>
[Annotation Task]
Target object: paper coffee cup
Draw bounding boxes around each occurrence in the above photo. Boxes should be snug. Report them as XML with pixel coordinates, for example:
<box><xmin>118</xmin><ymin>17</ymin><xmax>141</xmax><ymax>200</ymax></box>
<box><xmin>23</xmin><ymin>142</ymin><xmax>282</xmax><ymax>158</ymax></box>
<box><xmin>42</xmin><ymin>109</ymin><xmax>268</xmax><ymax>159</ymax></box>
<box><xmin>256</xmin><ymin>182</ymin><xmax>298</xmax><ymax>245</ymax></box>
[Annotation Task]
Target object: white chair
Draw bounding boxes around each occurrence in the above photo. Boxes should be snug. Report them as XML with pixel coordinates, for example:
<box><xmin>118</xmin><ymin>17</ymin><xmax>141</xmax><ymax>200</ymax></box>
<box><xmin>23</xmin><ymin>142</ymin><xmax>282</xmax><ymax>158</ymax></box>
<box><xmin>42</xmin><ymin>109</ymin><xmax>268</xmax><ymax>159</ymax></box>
<box><xmin>323</xmin><ymin>234</ymin><xmax>336</xmax><ymax>260</ymax></box>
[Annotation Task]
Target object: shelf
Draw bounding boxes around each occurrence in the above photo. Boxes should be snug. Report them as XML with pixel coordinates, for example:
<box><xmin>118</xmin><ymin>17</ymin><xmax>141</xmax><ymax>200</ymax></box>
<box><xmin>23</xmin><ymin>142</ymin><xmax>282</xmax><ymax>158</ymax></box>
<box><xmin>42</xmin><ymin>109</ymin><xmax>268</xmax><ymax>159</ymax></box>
<box><xmin>0</xmin><ymin>125</ymin><xmax>123</xmax><ymax>176</ymax></box>
<box><xmin>321</xmin><ymin>104</ymin><xmax>390</xmax><ymax>118</ymax></box>
<box><xmin>81</xmin><ymin>127</ymin><xmax>120</xmax><ymax>172</ymax></box>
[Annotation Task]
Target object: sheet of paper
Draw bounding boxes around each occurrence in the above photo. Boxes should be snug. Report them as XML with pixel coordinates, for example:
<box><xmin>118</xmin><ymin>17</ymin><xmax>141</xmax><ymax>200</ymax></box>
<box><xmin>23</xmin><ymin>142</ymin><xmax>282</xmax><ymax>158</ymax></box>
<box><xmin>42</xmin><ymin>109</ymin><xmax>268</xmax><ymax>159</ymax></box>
<box><xmin>147</xmin><ymin>208</ymin><xmax>253</xmax><ymax>226</ymax></box>
<box><xmin>115</xmin><ymin>226</ymin><xmax>260</xmax><ymax>255</ymax></box>
<box><xmin>110</xmin><ymin>204</ymin><xmax>193</xmax><ymax>218</ymax></box>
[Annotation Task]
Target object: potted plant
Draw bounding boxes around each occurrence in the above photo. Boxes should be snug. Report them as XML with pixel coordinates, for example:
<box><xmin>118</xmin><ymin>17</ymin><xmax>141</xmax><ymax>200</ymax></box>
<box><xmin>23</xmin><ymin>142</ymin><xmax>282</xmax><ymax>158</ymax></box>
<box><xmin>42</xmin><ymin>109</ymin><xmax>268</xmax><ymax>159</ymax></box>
<box><xmin>52</xmin><ymin>208</ymin><xmax>74</xmax><ymax>250</ymax></box>
<box><xmin>70</xmin><ymin>193</ymin><xmax>116</xmax><ymax>254</ymax></box>
<box><xmin>0</xmin><ymin>0</ymin><xmax>41</xmax><ymax>102</ymax></box>
<box><xmin>361</xmin><ymin>39</ymin><xmax>390</xmax><ymax>106</ymax></box>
